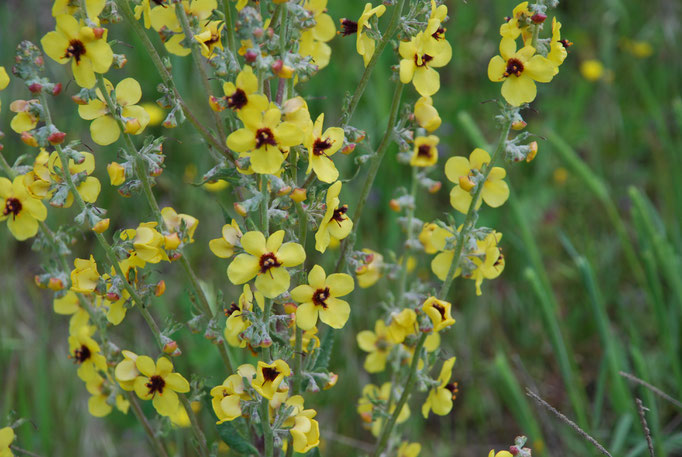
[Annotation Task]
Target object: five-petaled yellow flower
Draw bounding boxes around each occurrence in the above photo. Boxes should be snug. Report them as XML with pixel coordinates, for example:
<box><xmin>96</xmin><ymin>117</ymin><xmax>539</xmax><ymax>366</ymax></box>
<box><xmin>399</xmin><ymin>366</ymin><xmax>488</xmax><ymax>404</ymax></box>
<box><xmin>210</xmin><ymin>364</ymin><xmax>256</xmax><ymax>423</ymax></box>
<box><xmin>356</xmin><ymin>319</ymin><xmax>394</xmax><ymax>373</ymax></box>
<box><xmin>487</xmin><ymin>37</ymin><xmax>555</xmax><ymax>106</ymax></box>
<box><xmin>399</xmin><ymin>31</ymin><xmax>452</xmax><ymax>96</ymax></box>
<box><xmin>410</xmin><ymin>135</ymin><xmax>439</xmax><ymax>167</ymax></box>
<box><xmin>340</xmin><ymin>3</ymin><xmax>387</xmax><ymax>67</ymax></box>
<box><xmin>68</xmin><ymin>325</ymin><xmax>108</xmax><ymax>382</ymax></box>
<box><xmin>306</xmin><ymin>114</ymin><xmax>345</xmax><ymax>183</ymax></box>
<box><xmin>291</xmin><ymin>265</ymin><xmax>354</xmax><ymax>330</ymax></box>
<box><xmin>445</xmin><ymin>148</ymin><xmax>509</xmax><ymax>214</ymax></box>
<box><xmin>0</xmin><ymin>176</ymin><xmax>47</xmax><ymax>241</ymax></box>
<box><xmin>315</xmin><ymin>181</ymin><xmax>353</xmax><ymax>253</ymax></box>
<box><xmin>133</xmin><ymin>355</ymin><xmax>190</xmax><ymax>417</ymax></box>
<box><xmin>227</xmin><ymin>230</ymin><xmax>305</xmax><ymax>298</ymax></box>
<box><xmin>41</xmin><ymin>15</ymin><xmax>113</xmax><ymax>88</ymax></box>
<box><xmin>252</xmin><ymin>360</ymin><xmax>291</xmax><ymax>400</ymax></box>
<box><xmin>422</xmin><ymin>356</ymin><xmax>458</xmax><ymax>417</ymax></box>
<box><xmin>209</xmin><ymin>219</ymin><xmax>243</xmax><ymax>258</ymax></box>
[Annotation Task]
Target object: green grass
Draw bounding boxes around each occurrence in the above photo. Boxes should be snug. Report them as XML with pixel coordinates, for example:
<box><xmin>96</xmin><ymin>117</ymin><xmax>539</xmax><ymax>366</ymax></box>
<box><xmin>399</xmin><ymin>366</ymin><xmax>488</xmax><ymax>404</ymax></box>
<box><xmin>1</xmin><ymin>0</ymin><xmax>682</xmax><ymax>456</ymax></box>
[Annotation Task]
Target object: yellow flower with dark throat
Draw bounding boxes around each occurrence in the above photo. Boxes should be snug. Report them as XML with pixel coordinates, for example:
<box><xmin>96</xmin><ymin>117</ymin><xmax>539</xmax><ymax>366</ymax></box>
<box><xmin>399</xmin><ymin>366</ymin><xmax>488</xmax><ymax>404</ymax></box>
<box><xmin>0</xmin><ymin>176</ymin><xmax>47</xmax><ymax>241</ymax></box>
<box><xmin>422</xmin><ymin>356</ymin><xmax>457</xmax><ymax>417</ymax></box>
<box><xmin>68</xmin><ymin>325</ymin><xmax>108</xmax><ymax>382</ymax></box>
<box><xmin>410</xmin><ymin>135</ymin><xmax>439</xmax><ymax>167</ymax></box>
<box><xmin>194</xmin><ymin>21</ymin><xmax>225</xmax><ymax>58</ymax></box>
<box><xmin>210</xmin><ymin>364</ymin><xmax>256</xmax><ymax>423</ymax></box>
<box><xmin>252</xmin><ymin>360</ymin><xmax>291</xmax><ymax>400</ymax></box>
<box><xmin>41</xmin><ymin>15</ymin><xmax>113</xmax><ymax>88</ymax></box>
<box><xmin>133</xmin><ymin>355</ymin><xmax>190</xmax><ymax>417</ymax></box>
<box><xmin>487</xmin><ymin>37</ymin><xmax>556</xmax><ymax>106</ymax></box>
<box><xmin>422</xmin><ymin>296</ymin><xmax>455</xmax><ymax>331</ymax></box>
<box><xmin>227</xmin><ymin>230</ymin><xmax>305</xmax><ymax>298</ymax></box>
<box><xmin>399</xmin><ymin>30</ymin><xmax>452</xmax><ymax>96</ymax></box>
<box><xmin>291</xmin><ymin>264</ymin><xmax>354</xmax><ymax>330</ymax></box>
<box><xmin>500</xmin><ymin>2</ymin><xmax>533</xmax><ymax>43</ymax></box>
<box><xmin>219</xmin><ymin>66</ymin><xmax>268</xmax><ymax>113</ymax></box>
<box><xmin>315</xmin><ymin>181</ymin><xmax>353</xmax><ymax>253</ymax></box>
<box><xmin>445</xmin><ymin>148</ymin><xmax>509</xmax><ymax>214</ymax></box>
<box><xmin>306</xmin><ymin>113</ymin><xmax>344</xmax><ymax>183</ymax></box>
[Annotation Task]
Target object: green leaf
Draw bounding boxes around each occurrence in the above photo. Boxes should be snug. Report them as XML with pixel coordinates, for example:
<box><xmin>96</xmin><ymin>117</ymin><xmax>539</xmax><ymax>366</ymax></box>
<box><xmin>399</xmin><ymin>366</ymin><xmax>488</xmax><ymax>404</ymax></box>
<box><xmin>313</xmin><ymin>329</ymin><xmax>335</xmax><ymax>371</ymax></box>
<box><xmin>217</xmin><ymin>421</ymin><xmax>259</xmax><ymax>456</ymax></box>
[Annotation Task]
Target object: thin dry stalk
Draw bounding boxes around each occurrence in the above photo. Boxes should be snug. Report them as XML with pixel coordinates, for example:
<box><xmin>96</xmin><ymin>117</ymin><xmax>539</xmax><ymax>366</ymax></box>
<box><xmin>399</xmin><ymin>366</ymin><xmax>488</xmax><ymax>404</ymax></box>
<box><xmin>636</xmin><ymin>398</ymin><xmax>656</xmax><ymax>457</ymax></box>
<box><xmin>620</xmin><ymin>371</ymin><xmax>682</xmax><ymax>409</ymax></box>
<box><xmin>526</xmin><ymin>389</ymin><xmax>613</xmax><ymax>457</ymax></box>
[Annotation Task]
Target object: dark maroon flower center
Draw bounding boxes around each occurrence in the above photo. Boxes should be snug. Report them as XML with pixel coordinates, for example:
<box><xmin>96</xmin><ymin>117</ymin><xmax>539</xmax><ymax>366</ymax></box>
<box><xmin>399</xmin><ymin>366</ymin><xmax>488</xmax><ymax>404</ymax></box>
<box><xmin>331</xmin><ymin>205</ymin><xmax>348</xmax><ymax>224</ymax></box>
<box><xmin>504</xmin><ymin>58</ymin><xmax>524</xmax><ymax>77</ymax></box>
<box><xmin>414</xmin><ymin>53</ymin><xmax>434</xmax><ymax>68</ymax></box>
<box><xmin>146</xmin><ymin>375</ymin><xmax>165</xmax><ymax>394</ymax></box>
<box><xmin>151</xmin><ymin>0</ymin><xmax>166</xmax><ymax>5</ymax></box>
<box><xmin>65</xmin><ymin>40</ymin><xmax>86</xmax><ymax>63</ymax></box>
<box><xmin>559</xmin><ymin>39</ymin><xmax>573</xmax><ymax>49</ymax></box>
<box><xmin>255</xmin><ymin>128</ymin><xmax>277</xmax><ymax>149</ymax></box>
<box><xmin>262</xmin><ymin>366</ymin><xmax>280</xmax><ymax>382</ymax></box>
<box><xmin>339</xmin><ymin>19</ymin><xmax>358</xmax><ymax>36</ymax></box>
<box><xmin>313</xmin><ymin>137</ymin><xmax>333</xmax><ymax>156</ymax></box>
<box><xmin>224</xmin><ymin>302</ymin><xmax>240</xmax><ymax>317</ymax></box>
<box><xmin>3</xmin><ymin>197</ymin><xmax>22</xmax><ymax>219</ymax></box>
<box><xmin>433</xmin><ymin>303</ymin><xmax>446</xmax><ymax>319</ymax></box>
<box><xmin>226</xmin><ymin>88</ymin><xmax>248</xmax><ymax>110</ymax></box>
<box><xmin>259</xmin><ymin>252</ymin><xmax>282</xmax><ymax>274</ymax></box>
<box><xmin>73</xmin><ymin>344</ymin><xmax>91</xmax><ymax>363</ymax></box>
<box><xmin>446</xmin><ymin>382</ymin><xmax>459</xmax><ymax>399</ymax></box>
<box><xmin>431</xmin><ymin>27</ymin><xmax>445</xmax><ymax>40</ymax></box>
<box><xmin>417</xmin><ymin>144</ymin><xmax>433</xmax><ymax>158</ymax></box>
<box><xmin>312</xmin><ymin>287</ymin><xmax>331</xmax><ymax>308</ymax></box>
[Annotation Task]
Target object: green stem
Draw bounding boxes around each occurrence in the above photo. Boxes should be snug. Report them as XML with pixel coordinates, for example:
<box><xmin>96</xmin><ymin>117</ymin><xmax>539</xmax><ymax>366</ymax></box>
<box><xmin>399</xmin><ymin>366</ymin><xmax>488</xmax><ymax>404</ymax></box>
<box><xmin>179</xmin><ymin>393</ymin><xmax>210</xmax><ymax>457</ymax></box>
<box><xmin>260</xmin><ymin>397</ymin><xmax>274</xmax><ymax>457</ymax></box>
<box><xmin>396</xmin><ymin>166</ymin><xmax>419</xmax><ymax>307</ymax></box>
<box><xmin>127</xmin><ymin>392</ymin><xmax>171</xmax><ymax>457</ymax></box>
<box><xmin>279</xmin><ymin>3</ymin><xmax>288</xmax><ymax>56</ymax></box>
<box><xmin>114</xmin><ymin>0</ymin><xmax>230</xmax><ymax>158</ymax></box>
<box><xmin>221</xmin><ymin>0</ymin><xmax>236</xmax><ymax>53</ymax></box>
<box><xmin>335</xmin><ymin>82</ymin><xmax>404</xmax><ymax>272</ymax></box>
<box><xmin>262</xmin><ymin>299</ymin><xmax>272</xmax><ymax>362</ymax></box>
<box><xmin>438</xmin><ymin>116</ymin><xmax>513</xmax><ymax>298</ymax></box>
<box><xmin>261</xmin><ymin>175</ymin><xmax>270</xmax><ymax>234</ymax></box>
<box><xmin>372</xmin><ymin>332</ymin><xmax>427</xmax><ymax>457</ymax></box>
<box><xmin>339</xmin><ymin>0</ymin><xmax>407</xmax><ymax>128</ymax></box>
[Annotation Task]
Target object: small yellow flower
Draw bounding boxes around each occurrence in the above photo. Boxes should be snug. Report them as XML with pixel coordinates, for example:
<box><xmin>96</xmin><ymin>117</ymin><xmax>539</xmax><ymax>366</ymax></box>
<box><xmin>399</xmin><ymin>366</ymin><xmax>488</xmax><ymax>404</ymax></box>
<box><xmin>121</xmin><ymin>222</ymin><xmax>169</xmax><ymax>264</ymax></box>
<box><xmin>348</xmin><ymin>3</ymin><xmax>387</xmax><ymax>67</ymax></box>
<box><xmin>306</xmin><ymin>113</ymin><xmax>344</xmax><ymax>183</ymax></box>
<box><xmin>355</xmin><ymin>248</ymin><xmax>383</xmax><ymax>288</ymax></box>
<box><xmin>114</xmin><ymin>350</ymin><xmax>140</xmax><ymax>391</ymax></box>
<box><xmin>410</xmin><ymin>135</ymin><xmax>439</xmax><ymax>167</ymax></box>
<box><xmin>399</xmin><ymin>31</ymin><xmax>452</xmax><ymax>96</ymax></box>
<box><xmin>161</xmin><ymin>206</ymin><xmax>199</xmax><ymax>245</ymax></box>
<box><xmin>290</xmin><ymin>409</ymin><xmax>321</xmax><ymax>453</ymax></box>
<box><xmin>227</xmin><ymin>106</ymin><xmax>303</xmax><ymax>174</ymax></box>
<box><xmin>488</xmin><ymin>37</ymin><xmax>556</xmax><ymax>106</ymax></box>
<box><xmin>489</xmin><ymin>451</ymin><xmax>514</xmax><ymax>457</ymax></box>
<box><xmin>47</xmin><ymin>151</ymin><xmax>101</xmax><ymax>207</ymax></box>
<box><xmin>69</xmin><ymin>325</ymin><xmax>108</xmax><ymax>382</ymax></box>
<box><xmin>149</xmin><ymin>0</ymin><xmax>217</xmax><ymax>56</ymax></box>
<box><xmin>210</xmin><ymin>364</ymin><xmax>256</xmax><ymax>423</ymax></box>
<box><xmin>70</xmin><ymin>256</ymin><xmax>100</xmax><ymax>294</ymax></box>
<box><xmin>290</xmin><ymin>326</ymin><xmax>320</xmax><ymax>353</ymax></box>
<box><xmin>500</xmin><ymin>2</ymin><xmax>533</xmax><ymax>42</ymax></box>
<box><xmin>445</xmin><ymin>148</ymin><xmax>509</xmax><ymax>214</ymax></box>
<box><xmin>0</xmin><ymin>176</ymin><xmax>47</xmax><ymax>241</ymax></box>
<box><xmin>86</xmin><ymin>375</ymin><xmax>114</xmax><ymax>417</ymax></box>
<box><xmin>386</xmin><ymin>308</ymin><xmax>417</xmax><ymax>344</ymax></box>
<box><xmin>227</xmin><ymin>230</ymin><xmax>306</xmax><ymax>298</ymax></box>
<box><xmin>194</xmin><ymin>21</ymin><xmax>224</xmax><ymax>58</ymax></box>
<box><xmin>580</xmin><ymin>59</ymin><xmax>605</xmax><ymax>82</ymax></box>
<box><xmin>133</xmin><ymin>355</ymin><xmax>190</xmax><ymax>417</ymax></box>
<box><xmin>547</xmin><ymin>18</ymin><xmax>569</xmax><ymax>72</ymax></box>
<box><xmin>422</xmin><ymin>356</ymin><xmax>457</xmax><ymax>417</ymax></box>
<box><xmin>52</xmin><ymin>0</ymin><xmax>105</xmax><ymax>23</ymax></box>
<box><xmin>414</xmin><ymin>96</ymin><xmax>441</xmax><ymax>132</ymax></box>
<box><xmin>252</xmin><ymin>360</ymin><xmax>291</xmax><ymax>400</ymax></box>
<box><xmin>291</xmin><ymin>265</ymin><xmax>354</xmax><ymax>330</ymax></box>
<box><xmin>398</xmin><ymin>441</ymin><xmax>422</xmax><ymax>457</ymax></box>
<box><xmin>299</xmin><ymin>0</ymin><xmax>336</xmax><ymax>70</ymax></box>
<box><xmin>210</xmin><ymin>219</ymin><xmax>243</xmax><ymax>258</ymax></box>
<box><xmin>9</xmin><ymin>99</ymin><xmax>39</xmax><ymax>133</ymax></box>
<box><xmin>107</xmin><ymin>162</ymin><xmax>126</xmax><ymax>186</ymax></box>
<box><xmin>224</xmin><ymin>284</ymin><xmax>263</xmax><ymax>348</ymax></box>
<box><xmin>357</xmin><ymin>383</ymin><xmax>410</xmax><ymax>436</ymax></box>
<box><xmin>422</xmin><ymin>296</ymin><xmax>455</xmax><ymax>331</ymax></box>
<box><xmin>315</xmin><ymin>181</ymin><xmax>353</xmax><ymax>253</ymax></box>
<box><xmin>141</xmin><ymin>102</ymin><xmax>165</xmax><ymax>126</ymax></box>
<box><xmin>0</xmin><ymin>427</ymin><xmax>15</xmax><ymax>457</ymax></box>
<box><xmin>220</xmin><ymin>66</ymin><xmax>268</xmax><ymax>112</ymax></box>
<box><xmin>78</xmin><ymin>78</ymin><xmax>150</xmax><ymax>145</ymax></box>
<box><xmin>622</xmin><ymin>38</ymin><xmax>653</xmax><ymax>58</ymax></box>
<box><xmin>356</xmin><ymin>319</ymin><xmax>394</xmax><ymax>373</ymax></box>
<box><xmin>0</xmin><ymin>66</ymin><xmax>9</xmax><ymax>113</ymax></box>
<box><xmin>41</xmin><ymin>15</ymin><xmax>113</xmax><ymax>88</ymax></box>
<box><xmin>418</xmin><ymin>222</ymin><xmax>452</xmax><ymax>254</ymax></box>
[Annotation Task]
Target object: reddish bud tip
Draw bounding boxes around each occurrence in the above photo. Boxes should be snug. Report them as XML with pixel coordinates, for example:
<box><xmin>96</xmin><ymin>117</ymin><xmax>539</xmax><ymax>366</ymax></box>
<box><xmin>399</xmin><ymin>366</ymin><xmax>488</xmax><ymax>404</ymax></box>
<box><xmin>163</xmin><ymin>340</ymin><xmax>179</xmax><ymax>354</ymax></box>
<box><xmin>48</xmin><ymin>131</ymin><xmax>66</xmax><ymax>145</ymax></box>
<box><xmin>28</xmin><ymin>83</ymin><xmax>42</xmax><ymax>94</ymax></box>
<box><xmin>52</xmin><ymin>83</ymin><xmax>62</xmax><ymax>96</ymax></box>
<box><xmin>531</xmin><ymin>13</ymin><xmax>547</xmax><ymax>23</ymax></box>
<box><xmin>93</xmin><ymin>27</ymin><xmax>106</xmax><ymax>39</ymax></box>
<box><xmin>244</xmin><ymin>50</ymin><xmax>258</xmax><ymax>63</ymax></box>
<box><xmin>106</xmin><ymin>292</ymin><xmax>120</xmax><ymax>302</ymax></box>
<box><xmin>510</xmin><ymin>446</ymin><xmax>520</xmax><ymax>456</ymax></box>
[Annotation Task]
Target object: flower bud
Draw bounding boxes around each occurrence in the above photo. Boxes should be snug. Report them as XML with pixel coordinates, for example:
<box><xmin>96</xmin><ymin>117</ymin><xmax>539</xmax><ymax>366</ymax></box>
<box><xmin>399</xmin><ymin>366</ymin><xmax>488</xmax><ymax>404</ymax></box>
<box><xmin>48</xmin><ymin>131</ymin><xmax>66</xmax><ymax>145</ymax></box>
<box><xmin>52</xmin><ymin>83</ymin><xmax>62</xmax><ymax>96</ymax></box>
<box><xmin>150</xmin><ymin>166</ymin><xmax>163</xmax><ymax>177</ymax></box>
<box><xmin>92</xmin><ymin>218</ymin><xmax>110</xmax><ymax>233</ymax></box>
<box><xmin>107</xmin><ymin>162</ymin><xmax>126</xmax><ymax>186</ymax></box>
<box><xmin>124</xmin><ymin>117</ymin><xmax>141</xmax><ymax>134</ymax></box>
<box><xmin>71</xmin><ymin>94</ymin><xmax>88</xmax><ymax>105</ymax></box>
<box><xmin>290</xmin><ymin>188</ymin><xmax>307</xmax><ymax>202</ymax></box>
<box><xmin>323</xmin><ymin>372</ymin><xmax>338</xmax><ymax>390</ymax></box>
<box><xmin>155</xmin><ymin>280</ymin><xmax>166</xmax><ymax>297</ymax></box>
<box><xmin>92</xmin><ymin>27</ymin><xmax>106</xmax><ymax>39</ymax></box>
<box><xmin>511</xmin><ymin>119</ymin><xmax>527</xmax><ymax>130</ymax></box>
<box><xmin>260</xmin><ymin>338</ymin><xmax>273</xmax><ymax>348</ymax></box>
<box><xmin>458</xmin><ymin>175</ymin><xmax>475</xmax><ymax>191</ymax></box>
<box><xmin>106</xmin><ymin>292</ymin><xmax>120</xmax><ymax>302</ymax></box>
<box><xmin>341</xmin><ymin>143</ymin><xmax>356</xmax><ymax>155</ymax></box>
<box><xmin>510</xmin><ymin>446</ymin><xmax>520</xmax><ymax>456</ymax></box>
<box><xmin>20</xmin><ymin>132</ymin><xmax>38</xmax><ymax>147</ymax></box>
<box><xmin>283</xmin><ymin>302</ymin><xmax>297</xmax><ymax>314</ymax></box>
<box><xmin>163</xmin><ymin>340</ymin><xmax>179</xmax><ymax>354</ymax></box>
<box><xmin>28</xmin><ymin>83</ymin><xmax>42</xmax><ymax>94</ymax></box>
<box><xmin>531</xmin><ymin>13</ymin><xmax>547</xmax><ymax>24</ymax></box>
<box><xmin>234</xmin><ymin>202</ymin><xmax>247</xmax><ymax>217</ymax></box>
<box><xmin>277</xmin><ymin>185</ymin><xmax>292</xmax><ymax>196</ymax></box>
<box><xmin>253</xmin><ymin>27</ymin><xmax>264</xmax><ymax>39</ymax></box>
<box><xmin>244</xmin><ymin>50</ymin><xmax>258</xmax><ymax>63</ymax></box>
<box><xmin>526</xmin><ymin>141</ymin><xmax>538</xmax><ymax>162</ymax></box>
<box><xmin>164</xmin><ymin>232</ymin><xmax>181</xmax><ymax>250</ymax></box>
<box><xmin>389</xmin><ymin>199</ymin><xmax>401</xmax><ymax>212</ymax></box>
<box><xmin>428</xmin><ymin>181</ymin><xmax>442</xmax><ymax>193</ymax></box>
<box><xmin>48</xmin><ymin>277</ymin><xmax>64</xmax><ymax>291</ymax></box>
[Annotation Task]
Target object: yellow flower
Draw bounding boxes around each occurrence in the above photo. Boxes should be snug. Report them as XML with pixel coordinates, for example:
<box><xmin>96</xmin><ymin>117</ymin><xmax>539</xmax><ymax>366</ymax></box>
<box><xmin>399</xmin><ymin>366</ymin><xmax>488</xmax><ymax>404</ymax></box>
<box><xmin>161</xmin><ymin>206</ymin><xmax>199</xmax><ymax>245</ymax></box>
<box><xmin>69</xmin><ymin>325</ymin><xmax>108</xmax><ymax>382</ymax></box>
<box><xmin>0</xmin><ymin>176</ymin><xmax>47</xmax><ymax>241</ymax></box>
<box><xmin>224</xmin><ymin>284</ymin><xmax>263</xmax><ymax>348</ymax></box>
<box><xmin>289</xmin><ymin>326</ymin><xmax>320</xmax><ymax>353</ymax></box>
<box><xmin>194</xmin><ymin>21</ymin><xmax>224</xmax><ymax>58</ymax></box>
<box><xmin>315</xmin><ymin>181</ymin><xmax>353</xmax><ymax>253</ymax></box>
<box><xmin>221</xmin><ymin>66</ymin><xmax>268</xmax><ymax>112</ymax></box>
<box><xmin>547</xmin><ymin>18</ymin><xmax>569</xmax><ymax>72</ymax></box>
<box><xmin>487</xmin><ymin>37</ymin><xmax>555</xmax><ymax>106</ymax></box>
<box><xmin>282</xmin><ymin>96</ymin><xmax>314</xmax><ymax>135</ymax></box>
<box><xmin>414</xmin><ymin>96</ymin><xmax>441</xmax><ymax>132</ymax></box>
<box><xmin>227</xmin><ymin>230</ymin><xmax>305</xmax><ymax>298</ymax></box>
<box><xmin>141</xmin><ymin>102</ymin><xmax>165</xmax><ymax>126</ymax></box>
<box><xmin>357</xmin><ymin>383</ymin><xmax>410</xmax><ymax>436</ymax></box>
<box><xmin>210</xmin><ymin>219</ymin><xmax>243</xmax><ymax>258</ymax></box>
<box><xmin>0</xmin><ymin>66</ymin><xmax>8</xmax><ymax>113</ymax></box>
<box><xmin>150</xmin><ymin>0</ymin><xmax>217</xmax><ymax>56</ymax></box>
<box><xmin>622</xmin><ymin>38</ymin><xmax>653</xmax><ymax>58</ymax></box>
<box><xmin>210</xmin><ymin>364</ymin><xmax>256</xmax><ymax>423</ymax></box>
<box><xmin>134</xmin><ymin>0</ymin><xmax>156</xmax><ymax>29</ymax></box>
<box><xmin>291</xmin><ymin>265</ymin><xmax>354</xmax><ymax>330</ymax></box>
<box><xmin>356</xmin><ymin>319</ymin><xmax>394</xmax><ymax>373</ymax></box>
<box><xmin>386</xmin><ymin>308</ymin><xmax>417</xmax><ymax>344</ymax></box>
<box><xmin>121</xmin><ymin>222</ymin><xmax>169</xmax><ymax>264</ymax></box>
<box><xmin>499</xmin><ymin>2</ymin><xmax>532</xmax><ymax>43</ymax></box>
<box><xmin>444</xmin><ymin>148</ymin><xmax>509</xmax><ymax>214</ymax></box>
<box><xmin>70</xmin><ymin>256</ymin><xmax>100</xmax><ymax>294</ymax></box>
<box><xmin>78</xmin><ymin>78</ymin><xmax>150</xmax><ymax>145</ymax></box>
<box><xmin>41</xmin><ymin>15</ymin><xmax>113</xmax><ymax>88</ymax></box>
<box><xmin>86</xmin><ymin>375</ymin><xmax>113</xmax><ymax>417</ymax></box>
<box><xmin>252</xmin><ymin>360</ymin><xmax>291</xmax><ymax>400</ymax></box>
<box><xmin>399</xmin><ymin>31</ymin><xmax>452</xmax><ymax>96</ymax></box>
<box><xmin>9</xmin><ymin>99</ymin><xmax>39</xmax><ymax>133</ymax></box>
<box><xmin>468</xmin><ymin>232</ymin><xmax>505</xmax><ymax>295</ymax></box>
<box><xmin>489</xmin><ymin>451</ymin><xmax>513</xmax><ymax>457</ymax></box>
<box><xmin>133</xmin><ymin>355</ymin><xmax>190</xmax><ymax>417</ymax></box>
<box><xmin>227</xmin><ymin>106</ymin><xmax>303</xmax><ymax>174</ymax></box>
<box><xmin>580</xmin><ymin>59</ymin><xmax>605</xmax><ymax>82</ymax></box>
<box><xmin>347</xmin><ymin>3</ymin><xmax>387</xmax><ymax>67</ymax></box>
<box><xmin>0</xmin><ymin>427</ymin><xmax>15</xmax><ymax>457</ymax></box>
<box><xmin>52</xmin><ymin>0</ymin><xmax>105</xmax><ymax>23</ymax></box>
<box><xmin>107</xmin><ymin>162</ymin><xmax>126</xmax><ymax>186</ymax></box>
<box><xmin>47</xmin><ymin>151</ymin><xmax>101</xmax><ymax>207</ymax></box>
<box><xmin>355</xmin><ymin>248</ymin><xmax>383</xmax><ymax>288</ymax></box>
<box><xmin>422</xmin><ymin>296</ymin><xmax>455</xmax><ymax>331</ymax></box>
<box><xmin>306</xmin><ymin>114</ymin><xmax>344</xmax><ymax>183</ymax></box>
<box><xmin>422</xmin><ymin>356</ymin><xmax>457</xmax><ymax>417</ymax></box>
<box><xmin>290</xmin><ymin>409</ymin><xmax>321</xmax><ymax>453</ymax></box>
<box><xmin>299</xmin><ymin>0</ymin><xmax>335</xmax><ymax>70</ymax></box>
<box><xmin>418</xmin><ymin>222</ymin><xmax>451</xmax><ymax>254</ymax></box>
<box><xmin>410</xmin><ymin>135</ymin><xmax>439</xmax><ymax>167</ymax></box>
<box><xmin>398</xmin><ymin>441</ymin><xmax>422</xmax><ymax>457</ymax></box>
<box><xmin>115</xmin><ymin>350</ymin><xmax>140</xmax><ymax>391</ymax></box>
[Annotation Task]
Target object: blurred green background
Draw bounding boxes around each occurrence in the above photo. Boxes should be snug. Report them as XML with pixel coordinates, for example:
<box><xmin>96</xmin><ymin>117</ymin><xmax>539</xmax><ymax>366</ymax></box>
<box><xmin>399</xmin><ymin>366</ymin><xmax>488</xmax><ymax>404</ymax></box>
<box><xmin>1</xmin><ymin>0</ymin><xmax>682</xmax><ymax>456</ymax></box>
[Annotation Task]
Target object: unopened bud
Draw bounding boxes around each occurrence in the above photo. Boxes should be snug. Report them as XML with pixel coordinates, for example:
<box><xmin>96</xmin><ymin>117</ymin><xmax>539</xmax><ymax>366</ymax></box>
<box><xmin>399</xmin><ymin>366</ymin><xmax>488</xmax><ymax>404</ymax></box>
<box><xmin>283</xmin><ymin>302</ymin><xmax>297</xmax><ymax>314</ymax></box>
<box><xmin>526</xmin><ymin>141</ymin><xmax>538</xmax><ymax>162</ymax></box>
<box><xmin>48</xmin><ymin>131</ymin><xmax>66</xmax><ymax>145</ymax></box>
<box><xmin>150</xmin><ymin>166</ymin><xmax>163</xmax><ymax>177</ymax></box>
<box><xmin>510</xmin><ymin>446</ymin><xmax>520</xmax><ymax>456</ymax></box>
<box><xmin>260</xmin><ymin>338</ymin><xmax>273</xmax><ymax>348</ymax></box>
<box><xmin>271</xmin><ymin>59</ymin><xmax>283</xmax><ymax>74</ymax></box>
<box><xmin>155</xmin><ymin>280</ymin><xmax>166</xmax><ymax>297</ymax></box>
<box><xmin>92</xmin><ymin>218</ymin><xmax>110</xmax><ymax>233</ymax></box>
<box><xmin>48</xmin><ymin>277</ymin><xmax>64</xmax><ymax>291</ymax></box>
<box><xmin>531</xmin><ymin>13</ymin><xmax>547</xmax><ymax>24</ymax></box>
<box><xmin>511</xmin><ymin>119</ymin><xmax>527</xmax><ymax>130</ymax></box>
<box><xmin>244</xmin><ymin>50</ymin><xmax>258</xmax><ymax>63</ymax></box>
<box><xmin>341</xmin><ymin>143</ymin><xmax>356</xmax><ymax>155</ymax></box>
<box><xmin>389</xmin><ymin>199</ymin><xmax>401</xmax><ymax>212</ymax></box>
<box><xmin>34</xmin><ymin>55</ymin><xmax>44</xmax><ymax>66</ymax></box>
<box><xmin>458</xmin><ymin>175</ymin><xmax>475</xmax><ymax>191</ymax></box>
<box><xmin>93</xmin><ymin>27</ymin><xmax>106</xmax><ymax>39</ymax></box>
<box><xmin>355</xmin><ymin>131</ymin><xmax>366</xmax><ymax>142</ymax></box>
<box><xmin>324</xmin><ymin>372</ymin><xmax>339</xmax><ymax>390</ymax></box>
<box><xmin>21</xmin><ymin>132</ymin><xmax>38</xmax><ymax>147</ymax></box>
<box><xmin>428</xmin><ymin>181</ymin><xmax>442</xmax><ymax>193</ymax></box>
<box><xmin>34</xmin><ymin>275</ymin><xmax>42</xmax><ymax>287</ymax></box>
<box><xmin>290</xmin><ymin>188</ymin><xmax>307</xmax><ymax>202</ymax></box>
<box><xmin>124</xmin><ymin>117</ymin><xmax>141</xmax><ymax>134</ymax></box>
<box><xmin>107</xmin><ymin>162</ymin><xmax>126</xmax><ymax>186</ymax></box>
<box><xmin>234</xmin><ymin>202</ymin><xmax>247</xmax><ymax>217</ymax></box>
<box><xmin>168</xmin><ymin>252</ymin><xmax>183</xmax><ymax>261</ymax></box>
<box><xmin>253</xmin><ymin>27</ymin><xmax>264</xmax><ymax>39</ymax></box>
<box><xmin>277</xmin><ymin>185</ymin><xmax>292</xmax><ymax>196</ymax></box>
<box><xmin>71</xmin><ymin>94</ymin><xmax>88</xmax><ymax>105</ymax></box>
<box><xmin>163</xmin><ymin>340</ymin><xmax>179</xmax><ymax>354</ymax></box>
<box><xmin>28</xmin><ymin>83</ymin><xmax>42</xmax><ymax>94</ymax></box>
<box><xmin>52</xmin><ymin>83</ymin><xmax>62</xmax><ymax>96</ymax></box>
<box><xmin>106</xmin><ymin>292</ymin><xmax>120</xmax><ymax>302</ymax></box>
<box><xmin>209</xmin><ymin>95</ymin><xmax>225</xmax><ymax>112</ymax></box>
<box><xmin>164</xmin><ymin>232</ymin><xmax>181</xmax><ymax>250</ymax></box>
